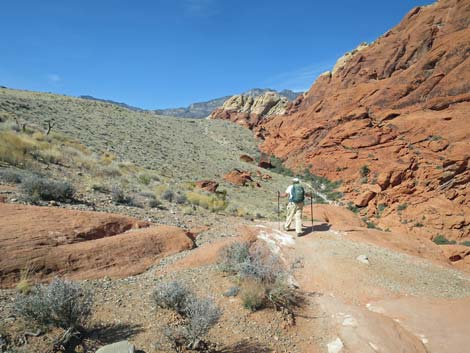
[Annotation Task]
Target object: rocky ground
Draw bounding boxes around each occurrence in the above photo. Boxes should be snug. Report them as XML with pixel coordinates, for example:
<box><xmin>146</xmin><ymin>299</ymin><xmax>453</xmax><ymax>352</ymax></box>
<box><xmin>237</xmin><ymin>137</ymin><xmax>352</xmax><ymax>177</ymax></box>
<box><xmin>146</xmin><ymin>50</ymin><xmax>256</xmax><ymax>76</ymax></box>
<box><xmin>1</xmin><ymin>203</ymin><xmax>470</xmax><ymax>353</ymax></box>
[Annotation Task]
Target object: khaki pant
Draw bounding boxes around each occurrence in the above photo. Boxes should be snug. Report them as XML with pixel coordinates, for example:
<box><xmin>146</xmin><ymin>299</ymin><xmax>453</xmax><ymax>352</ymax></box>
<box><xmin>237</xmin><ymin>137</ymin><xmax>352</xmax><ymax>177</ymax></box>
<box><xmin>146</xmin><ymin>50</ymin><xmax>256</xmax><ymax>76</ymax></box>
<box><xmin>285</xmin><ymin>202</ymin><xmax>303</xmax><ymax>234</ymax></box>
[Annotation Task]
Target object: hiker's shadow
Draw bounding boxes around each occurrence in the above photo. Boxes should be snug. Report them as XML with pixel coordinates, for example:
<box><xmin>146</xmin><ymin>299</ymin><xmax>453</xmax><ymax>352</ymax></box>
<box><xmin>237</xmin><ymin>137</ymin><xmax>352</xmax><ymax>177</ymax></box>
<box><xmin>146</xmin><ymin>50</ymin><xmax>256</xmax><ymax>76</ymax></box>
<box><xmin>86</xmin><ymin>322</ymin><xmax>144</xmax><ymax>345</ymax></box>
<box><xmin>300</xmin><ymin>223</ymin><xmax>330</xmax><ymax>236</ymax></box>
<box><xmin>217</xmin><ymin>340</ymin><xmax>273</xmax><ymax>353</ymax></box>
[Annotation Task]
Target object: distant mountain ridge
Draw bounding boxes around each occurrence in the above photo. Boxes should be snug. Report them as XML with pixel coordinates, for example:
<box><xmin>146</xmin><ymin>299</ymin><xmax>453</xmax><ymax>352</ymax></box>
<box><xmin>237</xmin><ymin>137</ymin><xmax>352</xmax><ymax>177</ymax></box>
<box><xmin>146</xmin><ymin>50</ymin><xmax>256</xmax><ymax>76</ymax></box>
<box><xmin>79</xmin><ymin>95</ymin><xmax>144</xmax><ymax>112</ymax></box>
<box><xmin>154</xmin><ymin>88</ymin><xmax>302</xmax><ymax>119</ymax></box>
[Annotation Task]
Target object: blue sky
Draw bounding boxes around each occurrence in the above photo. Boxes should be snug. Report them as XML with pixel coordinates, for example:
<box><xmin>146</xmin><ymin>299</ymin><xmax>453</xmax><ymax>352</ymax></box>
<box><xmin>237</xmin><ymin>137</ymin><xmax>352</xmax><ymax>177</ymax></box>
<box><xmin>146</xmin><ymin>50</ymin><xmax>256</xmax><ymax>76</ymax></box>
<box><xmin>0</xmin><ymin>0</ymin><xmax>434</xmax><ymax>109</ymax></box>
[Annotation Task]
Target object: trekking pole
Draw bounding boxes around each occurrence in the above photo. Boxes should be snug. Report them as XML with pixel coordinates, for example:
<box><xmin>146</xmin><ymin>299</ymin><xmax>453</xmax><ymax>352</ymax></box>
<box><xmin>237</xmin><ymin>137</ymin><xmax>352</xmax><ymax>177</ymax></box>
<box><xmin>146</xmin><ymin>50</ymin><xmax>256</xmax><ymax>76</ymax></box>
<box><xmin>277</xmin><ymin>191</ymin><xmax>281</xmax><ymax>230</ymax></box>
<box><xmin>310</xmin><ymin>192</ymin><xmax>314</xmax><ymax>233</ymax></box>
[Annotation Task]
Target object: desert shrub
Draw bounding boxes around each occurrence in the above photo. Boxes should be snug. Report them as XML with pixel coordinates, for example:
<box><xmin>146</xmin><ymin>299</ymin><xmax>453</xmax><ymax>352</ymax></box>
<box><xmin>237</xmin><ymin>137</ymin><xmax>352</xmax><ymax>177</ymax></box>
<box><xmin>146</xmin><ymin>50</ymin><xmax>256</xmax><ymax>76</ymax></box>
<box><xmin>186</xmin><ymin>191</ymin><xmax>227</xmax><ymax>212</ymax></box>
<box><xmin>223</xmin><ymin>286</ymin><xmax>240</xmax><ymax>297</ymax></box>
<box><xmin>461</xmin><ymin>241</ymin><xmax>470</xmax><ymax>247</ymax></box>
<box><xmin>360</xmin><ymin>165</ymin><xmax>370</xmax><ymax>178</ymax></box>
<box><xmin>21</xmin><ymin>176</ymin><xmax>74</xmax><ymax>202</ymax></box>
<box><xmin>0</xmin><ymin>169</ymin><xmax>23</xmax><ymax>183</ymax></box>
<box><xmin>149</xmin><ymin>198</ymin><xmax>162</xmax><ymax>208</ymax></box>
<box><xmin>397</xmin><ymin>203</ymin><xmax>408</xmax><ymax>211</ymax></box>
<box><xmin>111</xmin><ymin>186</ymin><xmax>132</xmax><ymax>204</ymax></box>
<box><xmin>239</xmin><ymin>244</ymin><xmax>284</xmax><ymax>284</ymax></box>
<box><xmin>240</xmin><ymin>280</ymin><xmax>266</xmax><ymax>312</ymax></box>
<box><xmin>98</xmin><ymin>164</ymin><xmax>122</xmax><ymax>177</ymax></box>
<box><xmin>0</xmin><ymin>131</ymin><xmax>36</xmax><ymax>166</ymax></box>
<box><xmin>153</xmin><ymin>281</ymin><xmax>192</xmax><ymax>315</ymax></box>
<box><xmin>346</xmin><ymin>202</ymin><xmax>359</xmax><ymax>213</ymax></box>
<box><xmin>266</xmin><ymin>278</ymin><xmax>304</xmax><ymax>312</ymax></box>
<box><xmin>175</xmin><ymin>193</ymin><xmax>187</xmax><ymax>205</ymax></box>
<box><xmin>218</xmin><ymin>242</ymin><xmax>250</xmax><ymax>274</ymax></box>
<box><xmin>433</xmin><ymin>235</ymin><xmax>456</xmax><ymax>245</ymax></box>
<box><xmin>138</xmin><ymin>173</ymin><xmax>152</xmax><ymax>185</ymax></box>
<box><xmin>14</xmin><ymin>278</ymin><xmax>93</xmax><ymax>331</ymax></box>
<box><xmin>181</xmin><ymin>297</ymin><xmax>222</xmax><ymax>348</ymax></box>
<box><xmin>162</xmin><ymin>189</ymin><xmax>175</xmax><ymax>202</ymax></box>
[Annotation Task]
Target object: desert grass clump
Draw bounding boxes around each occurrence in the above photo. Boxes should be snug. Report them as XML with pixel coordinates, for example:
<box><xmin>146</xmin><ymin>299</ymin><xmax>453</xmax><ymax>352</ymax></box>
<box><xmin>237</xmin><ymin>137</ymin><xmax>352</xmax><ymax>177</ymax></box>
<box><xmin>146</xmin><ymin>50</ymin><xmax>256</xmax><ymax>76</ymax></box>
<box><xmin>0</xmin><ymin>131</ymin><xmax>36</xmax><ymax>166</ymax></box>
<box><xmin>186</xmin><ymin>191</ymin><xmax>227</xmax><ymax>212</ymax></box>
<box><xmin>14</xmin><ymin>278</ymin><xmax>93</xmax><ymax>331</ymax></box>
<box><xmin>240</xmin><ymin>280</ymin><xmax>266</xmax><ymax>312</ymax></box>
<box><xmin>21</xmin><ymin>176</ymin><xmax>74</xmax><ymax>202</ymax></box>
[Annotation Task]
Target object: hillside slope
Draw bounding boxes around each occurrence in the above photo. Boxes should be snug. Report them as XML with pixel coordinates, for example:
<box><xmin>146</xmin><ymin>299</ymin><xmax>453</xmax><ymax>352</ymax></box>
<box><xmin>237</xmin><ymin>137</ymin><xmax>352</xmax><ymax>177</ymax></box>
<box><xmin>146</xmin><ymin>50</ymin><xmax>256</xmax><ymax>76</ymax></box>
<box><xmin>0</xmin><ymin>87</ymin><xmax>295</xmax><ymax>218</ymax></box>
<box><xmin>213</xmin><ymin>0</ymin><xmax>470</xmax><ymax>240</ymax></box>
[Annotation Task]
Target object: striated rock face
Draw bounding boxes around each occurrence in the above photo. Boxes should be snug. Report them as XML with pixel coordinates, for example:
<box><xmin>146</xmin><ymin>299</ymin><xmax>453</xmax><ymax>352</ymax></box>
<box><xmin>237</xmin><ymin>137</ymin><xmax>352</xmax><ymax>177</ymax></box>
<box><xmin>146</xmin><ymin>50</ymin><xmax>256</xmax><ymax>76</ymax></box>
<box><xmin>210</xmin><ymin>91</ymin><xmax>291</xmax><ymax>128</ymax></box>
<box><xmin>214</xmin><ymin>0</ymin><xmax>470</xmax><ymax>240</ymax></box>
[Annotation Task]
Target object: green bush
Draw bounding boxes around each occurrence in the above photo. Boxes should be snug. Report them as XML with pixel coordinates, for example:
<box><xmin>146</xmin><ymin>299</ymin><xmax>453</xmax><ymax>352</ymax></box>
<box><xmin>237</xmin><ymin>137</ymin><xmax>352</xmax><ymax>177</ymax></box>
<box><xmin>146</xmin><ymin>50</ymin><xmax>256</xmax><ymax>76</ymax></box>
<box><xmin>21</xmin><ymin>176</ymin><xmax>74</xmax><ymax>202</ymax></box>
<box><xmin>433</xmin><ymin>235</ymin><xmax>456</xmax><ymax>245</ymax></box>
<box><xmin>360</xmin><ymin>165</ymin><xmax>370</xmax><ymax>178</ymax></box>
<box><xmin>397</xmin><ymin>203</ymin><xmax>408</xmax><ymax>211</ymax></box>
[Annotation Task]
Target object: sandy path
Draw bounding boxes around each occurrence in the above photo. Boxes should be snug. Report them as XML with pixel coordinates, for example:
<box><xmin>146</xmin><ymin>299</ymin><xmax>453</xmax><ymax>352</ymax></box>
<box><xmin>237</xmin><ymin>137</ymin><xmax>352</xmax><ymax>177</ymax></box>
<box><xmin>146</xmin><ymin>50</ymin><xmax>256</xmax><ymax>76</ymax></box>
<box><xmin>260</xmin><ymin>222</ymin><xmax>470</xmax><ymax>353</ymax></box>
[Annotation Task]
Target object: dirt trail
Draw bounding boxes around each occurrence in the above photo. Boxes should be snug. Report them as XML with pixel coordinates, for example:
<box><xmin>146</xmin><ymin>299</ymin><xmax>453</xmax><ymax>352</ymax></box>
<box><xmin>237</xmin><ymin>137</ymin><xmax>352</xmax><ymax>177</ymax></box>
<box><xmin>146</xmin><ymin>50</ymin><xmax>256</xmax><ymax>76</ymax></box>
<box><xmin>259</xmin><ymin>222</ymin><xmax>470</xmax><ymax>353</ymax></box>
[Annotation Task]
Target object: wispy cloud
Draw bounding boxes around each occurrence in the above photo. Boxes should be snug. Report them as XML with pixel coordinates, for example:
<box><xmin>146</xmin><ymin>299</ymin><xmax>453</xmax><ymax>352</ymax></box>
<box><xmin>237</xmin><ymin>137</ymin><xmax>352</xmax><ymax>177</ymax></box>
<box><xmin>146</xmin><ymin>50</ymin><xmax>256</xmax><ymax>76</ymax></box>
<box><xmin>184</xmin><ymin>0</ymin><xmax>218</xmax><ymax>17</ymax></box>
<box><xmin>46</xmin><ymin>73</ymin><xmax>62</xmax><ymax>84</ymax></box>
<box><xmin>264</xmin><ymin>61</ymin><xmax>334</xmax><ymax>92</ymax></box>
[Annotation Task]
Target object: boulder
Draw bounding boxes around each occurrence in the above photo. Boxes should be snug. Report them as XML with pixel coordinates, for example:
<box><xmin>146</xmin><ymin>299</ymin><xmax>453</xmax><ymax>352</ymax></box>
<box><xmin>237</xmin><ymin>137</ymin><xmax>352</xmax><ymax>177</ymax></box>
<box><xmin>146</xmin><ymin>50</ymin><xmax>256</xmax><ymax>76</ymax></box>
<box><xmin>223</xmin><ymin>169</ymin><xmax>253</xmax><ymax>186</ymax></box>
<box><xmin>354</xmin><ymin>191</ymin><xmax>376</xmax><ymax>207</ymax></box>
<box><xmin>96</xmin><ymin>341</ymin><xmax>135</xmax><ymax>353</ymax></box>
<box><xmin>195</xmin><ymin>180</ymin><xmax>219</xmax><ymax>193</ymax></box>
<box><xmin>239</xmin><ymin>154</ymin><xmax>255</xmax><ymax>163</ymax></box>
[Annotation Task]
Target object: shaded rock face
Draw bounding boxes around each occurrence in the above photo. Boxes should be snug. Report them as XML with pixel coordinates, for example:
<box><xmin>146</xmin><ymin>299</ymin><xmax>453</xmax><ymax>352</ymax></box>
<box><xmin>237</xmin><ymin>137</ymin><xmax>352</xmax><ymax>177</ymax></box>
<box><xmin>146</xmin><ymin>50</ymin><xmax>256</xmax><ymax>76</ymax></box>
<box><xmin>0</xmin><ymin>204</ymin><xmax>195</xmax><ymax>287</ymax></box>
<box><xmin>214</xmin><ymin>0</ymin><xmax>470</xmax><ymax>240</ymax></box>
<box><xmin>210</xmin><ymin>92</ymin><xmax>291</xmax><ymax>128</ymax></box>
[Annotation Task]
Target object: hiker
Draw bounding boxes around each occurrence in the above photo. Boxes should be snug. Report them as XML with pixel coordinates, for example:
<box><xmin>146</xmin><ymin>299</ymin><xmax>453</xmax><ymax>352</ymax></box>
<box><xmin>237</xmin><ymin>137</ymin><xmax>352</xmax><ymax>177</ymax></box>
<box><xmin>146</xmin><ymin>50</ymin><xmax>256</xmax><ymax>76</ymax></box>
<box><xmin>280</xmin><ymin>177</ymin><xmax>311</xmax><ymax>236</ymax></box>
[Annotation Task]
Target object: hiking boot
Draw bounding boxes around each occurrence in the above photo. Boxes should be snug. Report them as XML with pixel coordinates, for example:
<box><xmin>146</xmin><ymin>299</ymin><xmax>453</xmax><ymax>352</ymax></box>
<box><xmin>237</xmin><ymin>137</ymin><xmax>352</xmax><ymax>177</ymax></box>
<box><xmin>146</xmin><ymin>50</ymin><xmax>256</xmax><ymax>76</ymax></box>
<box><xmin>296</xmin><ymin>233</ymin><xmax>302</xmax><ymax>237</ymax></box>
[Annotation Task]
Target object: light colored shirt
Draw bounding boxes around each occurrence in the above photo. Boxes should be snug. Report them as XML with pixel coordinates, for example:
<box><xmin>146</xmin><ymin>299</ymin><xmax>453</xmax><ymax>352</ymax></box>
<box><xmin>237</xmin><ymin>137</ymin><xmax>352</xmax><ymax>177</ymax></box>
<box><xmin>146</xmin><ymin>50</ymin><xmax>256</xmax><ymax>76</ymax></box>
<box><xmin>285</xmin><ymin>185</ymin><xmax>293</xmax><ymax>199</ymax></box>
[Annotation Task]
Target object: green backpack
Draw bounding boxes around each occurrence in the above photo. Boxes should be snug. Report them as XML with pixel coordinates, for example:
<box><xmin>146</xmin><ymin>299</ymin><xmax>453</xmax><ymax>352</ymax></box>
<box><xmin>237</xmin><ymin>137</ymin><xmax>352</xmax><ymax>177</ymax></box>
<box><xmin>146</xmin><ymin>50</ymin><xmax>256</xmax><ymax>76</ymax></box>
<box><xmin>290</xmin><ymin>184</ymin><xmax>305</xmax><ymax>203</ymax></box>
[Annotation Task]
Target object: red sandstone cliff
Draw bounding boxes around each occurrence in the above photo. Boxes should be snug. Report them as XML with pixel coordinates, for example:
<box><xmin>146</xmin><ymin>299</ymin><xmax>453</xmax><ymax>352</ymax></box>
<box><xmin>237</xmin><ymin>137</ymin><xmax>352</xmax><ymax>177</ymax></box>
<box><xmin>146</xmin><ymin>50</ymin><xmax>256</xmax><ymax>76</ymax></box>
<box><xmin>213</xmin><ymin>0</ymin><xmax>470</xmax><ymax>240</ymax></box>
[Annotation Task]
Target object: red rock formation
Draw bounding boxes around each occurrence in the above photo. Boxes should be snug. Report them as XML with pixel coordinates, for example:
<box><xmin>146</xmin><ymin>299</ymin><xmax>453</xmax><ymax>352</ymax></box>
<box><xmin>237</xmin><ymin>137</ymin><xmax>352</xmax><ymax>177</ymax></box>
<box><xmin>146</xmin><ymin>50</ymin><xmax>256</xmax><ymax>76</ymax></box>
<box><xmin>195</xmin><ymin>180</ymin><xmax>219</xmax><ymax>193</ymax></box>
<box><xmin>214</xmin><ymin>0</ymin><xmax>470</xmax><ymax>240</ymax></box>
<box><xmin>0</xmin><ymin>204</ymin><xmax>194</xmax><ymax>287</ymax></box>
<box><xmin>223</xmin><ymin>169</ymin><xmax>253</xmax><ymax>186</ymax></box>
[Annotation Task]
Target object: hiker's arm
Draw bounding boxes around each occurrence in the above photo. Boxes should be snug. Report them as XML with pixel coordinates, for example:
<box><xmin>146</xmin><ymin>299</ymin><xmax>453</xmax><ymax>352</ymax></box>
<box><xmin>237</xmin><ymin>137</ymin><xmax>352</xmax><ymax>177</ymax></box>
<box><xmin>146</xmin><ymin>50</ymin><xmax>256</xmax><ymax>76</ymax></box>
<box><xmin>280</xmin><ymin>192</ymin><xmax>289</xmax><ymax>198</ymax></box>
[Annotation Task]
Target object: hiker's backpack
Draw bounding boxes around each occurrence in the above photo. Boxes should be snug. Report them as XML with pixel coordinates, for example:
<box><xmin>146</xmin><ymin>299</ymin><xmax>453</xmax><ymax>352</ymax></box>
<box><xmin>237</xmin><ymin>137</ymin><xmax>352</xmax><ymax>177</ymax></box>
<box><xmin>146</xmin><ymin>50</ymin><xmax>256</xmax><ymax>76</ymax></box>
<box><xmin>290</xmin><ymin>184</ymin><xmax>305</xmax><ymax>203</ymax></box>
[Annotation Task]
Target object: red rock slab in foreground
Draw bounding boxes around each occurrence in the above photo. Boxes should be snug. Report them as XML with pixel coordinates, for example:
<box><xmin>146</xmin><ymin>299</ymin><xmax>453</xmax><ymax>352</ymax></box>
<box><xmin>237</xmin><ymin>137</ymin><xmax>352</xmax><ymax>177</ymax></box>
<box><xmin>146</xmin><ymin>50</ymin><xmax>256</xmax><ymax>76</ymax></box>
<box><xmin>0</xmin><ymin>204</ymin><xmax>194</xmax><ymax>287</ymax></box>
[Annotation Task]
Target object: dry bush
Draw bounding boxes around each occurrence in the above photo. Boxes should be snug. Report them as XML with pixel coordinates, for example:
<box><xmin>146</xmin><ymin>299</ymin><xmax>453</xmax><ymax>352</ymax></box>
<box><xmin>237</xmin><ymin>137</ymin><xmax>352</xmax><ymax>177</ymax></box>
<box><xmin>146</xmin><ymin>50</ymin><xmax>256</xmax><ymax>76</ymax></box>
<box><xmin>0</xmin><ymin>131</ymin><xmax>35</xmax><ymax>166</ymax></box>
<box><xmin>14</xmin><ymin>278</ymin><xmax>93</xmax><ymax>331</ymax></box>
<box><xmin>153</xmin><ymin>281</ymin><xmax>192</xmax><ymax>315</ymax></box>
<box><xmin>240</xmin><ymin>280</ymin><xmax>266</xmax><ymax>312</ymax></box>
<box><xmin>186</xmin><ymin>191</ymin><xmax>227</xmax><ymax>212</ymax></box>
<box><xmin>21</xmin><ymin>176</ymin><xmax>74</xmax><ymax>202</ymax></box>
<box><xmin>0</xmin><ymin>168</ymin><xmax>24</xmax><ymax>184</ymax></box>
<box><xmin>218</xmin><ymin>242</ymin><xmax>250</xmax><ymax>274</ymax></box>
<box><xmin>181</xmin><ymin>296</ymin><xmax>222</xmax><ymax>349</ymax></box>
<box><xmin>239</xmin><ymin>243</ymin><xmax>284</xmax><ymax>284</ymax></box>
